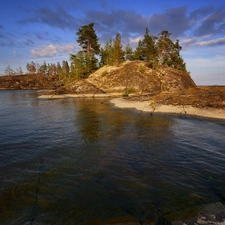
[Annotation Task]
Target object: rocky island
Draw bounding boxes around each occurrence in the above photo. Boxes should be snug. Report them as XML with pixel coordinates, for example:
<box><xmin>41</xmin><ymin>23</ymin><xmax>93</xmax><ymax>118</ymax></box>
<box><xmin>1</xmin><ymin>23</ymin><xmax>224</xmax><ymax>120</ymax></box>
<box><xmin>36</xmin><ymin>60</ymin><xmax>225</xmax><ymax>120</ymax></box>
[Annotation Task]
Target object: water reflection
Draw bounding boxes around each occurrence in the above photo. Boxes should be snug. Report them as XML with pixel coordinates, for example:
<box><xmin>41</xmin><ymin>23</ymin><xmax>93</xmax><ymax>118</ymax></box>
<box><xmin>75</xmin><ymin>99</ymin><xmax>102</xmax><ymax>143</ymax></box>
<box><xmin>0</xmin><ymin>93</ymin><xmax>225</xmax><ymax>225</ymax></box>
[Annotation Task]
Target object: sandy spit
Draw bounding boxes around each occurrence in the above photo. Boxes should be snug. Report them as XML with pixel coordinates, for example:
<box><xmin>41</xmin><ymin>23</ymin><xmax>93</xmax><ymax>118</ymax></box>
<box><xmin>110</xmin><ymin>98</ymin><xmax>225</xmax><ymax>120</ymax></box>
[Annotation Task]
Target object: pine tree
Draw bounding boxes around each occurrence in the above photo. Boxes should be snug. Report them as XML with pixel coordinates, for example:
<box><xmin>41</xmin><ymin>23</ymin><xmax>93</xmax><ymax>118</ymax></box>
<box><xmin>100</xmin><ymin>40</ymin><xmax>113</xmax><ymax>66</ymax></box>
<box><xmin>39</xmin><ymin>61</ymin><xmax>47</xmax><ymax>75</ymax></box>
<box><xmin>5</xmin><ymin>65</ymin><xmax>14</xmax><ymax>76</ymax></box>
<box><xmin>16</xmin><ymin>67</ymin><xmax>23</xmax><ymax>75</ymax></box>
<box><xmin>134</xmin><ymin>40</ymin><xmax>145</xmax><ymax>60</ymax></box>
<box><xmin>56</xmin><ymin>62</ymin><xmax>62</xmax><ymax>75</ymax></box>
<box><xmin>156</xmin><ymin>31</ymin><xmax>186</xmax><ymax>71</ymax></box>
<box><xmin>172</xmin><ymin>40</ymin><xmax>186</xmax><ymax>71</ymax></box>
<box><xmin>75</xmin><ymin>23</ymin><xmax>100</xmax><ymax>77</ymax></box>
<box><xmin>134</xmin><ymin>28</ymin><xmax>158</xmax><ymax>67</ymax></box>
<box><xmin>76</xmin><ymin>23</ymin><xmax>100</xmax><ymax>56</ymax></box>
<box><xmin>113</xmin><ymin>33</ymin><xmax>124</xmax><ymax>65</ymax></box>
<box><xmin>62</xmin><ymin>60</ymin><xmax>70</xmax><ymax>75</ymax></box>
<box><xmin>26</xmin><ymin>61</ymin><xmax>36</xmax><ymax>74</ymax></box>
<box><xmin>156</xmin><ymin>30</ymin><xmax>174</xmax><ymax>66</ymax></box>
<box><xmin>124</xmin><ymin>43</ymin><xmax>134</xmax><ymax>61</ymax></box>
<box><xmin>70</xmin><ymin>52</ymin><xmax>86</xmax><ymax>79</ymax></box>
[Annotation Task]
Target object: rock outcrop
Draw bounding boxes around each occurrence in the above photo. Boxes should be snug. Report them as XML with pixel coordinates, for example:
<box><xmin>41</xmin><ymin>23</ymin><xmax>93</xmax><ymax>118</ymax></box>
<box><xmin>56</xmin><ymin>61</ymin><xmax>196</xmax><ymax>95</ymax></box>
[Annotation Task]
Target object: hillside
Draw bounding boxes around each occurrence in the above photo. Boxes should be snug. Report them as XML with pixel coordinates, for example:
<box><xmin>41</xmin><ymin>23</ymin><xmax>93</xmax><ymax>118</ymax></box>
<box><xmin>55</xmin><ymin>60</ymin><xmax>196</xmax><ymax>95</ymax></box>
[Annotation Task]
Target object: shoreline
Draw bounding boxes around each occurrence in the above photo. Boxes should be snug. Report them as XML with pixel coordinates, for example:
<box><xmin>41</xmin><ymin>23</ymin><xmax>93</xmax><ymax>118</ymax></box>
<box><xmin>38</xmin><ymin>93</ymin><xmax>225</xmax><ymax>120</ymax></box>
<box><xmin>110</xmin><ymin>98</ymin><xmax>225</xmax><ymax>120</ymax></box>
<box><xmin>38</xmin><ymin>93</ymin><xmax>122</xmax><ymax>99</ymax></box>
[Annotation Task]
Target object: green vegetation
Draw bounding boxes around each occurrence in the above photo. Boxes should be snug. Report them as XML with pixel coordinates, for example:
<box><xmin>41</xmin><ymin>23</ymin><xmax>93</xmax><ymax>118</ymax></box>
<box><xmin>138</xmin><ymin>64</ymin><xmax>146</xmax><ymax>74</ymax></box>
<box><xmin>70</xmin><ymin>23</ymin><xmax>100</xmax><ymax>80</ymax></box>
<box><xmin>100</xmin><ymin>33</ymin><xmax>124</xmax><ymax>66</ymax></box>
<box><xmin>5</xmin><ymin>23</ymin><xmax>187</xmax><ymax>84</ymax></box>
<box><xmin>122</xmin><ymin>87</ymin><xmax>136</xmax><ymax>97</ymax></box>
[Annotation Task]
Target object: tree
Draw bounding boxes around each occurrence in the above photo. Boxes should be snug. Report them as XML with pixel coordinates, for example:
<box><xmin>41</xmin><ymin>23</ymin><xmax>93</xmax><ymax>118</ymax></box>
<box><xmin>70</xmin><ymin>52</ymin><xmax>87</xmax><ymax>79</ymax></box>
<box><xmin>112</xmin><ymin>33</ymin><xmax>124</xmax><ymax>65</ymax></box>
<box><xmin>16</xmin><ymin>67</ymin><xmax>23</xmax><ymax>75</ymax></box>
<box><xmin>5</xmin><ymin>65</ymin><xmax>14</xmax><ymax>76</ymax></box>
<box><xmin>134</xmin><ymin>40</ymin><xmax>145</xmax><ymax>60</ymax></box>
<box><xmin>124</xmin><ymin>43</ymin><xmax>134</xmax><ymax>61</ymax></box>
<box><xmin>38</xmin><ymin>61</ymin><xmax>47</xmax><ymax>75</ymax></box>
<box><xmin>26</xmin><ymin>61</ymin><xmax>36</xmax><ymax>74</ymax></box>
<box><xmin>75</xmin><ymin>23</ymin><xmax>100</xmax><ymax>77</ymax></box>
<box><xmin>62</xmin><ymin>60</ymin><xmax>70</xmax><ymax>75</ymax></box>
<box><xmin>100</xmin><ymin>39</ymin><xmax>114</xmax><ymax>66</ymax></box>
<box><xmin>156</xmin><ymin>31</ymin><xmax>186</xmax><ymax>71</ymax></box>
<box><xmin>56</xmin><ymin>62</ymin><xmax>62</xmax><ymax>75</ymax></box>
<box><xmin>100</xmin><ymin>33</ymin><xmax>124</xmax><ymax>66</ymax></box>
<box><xmin>134</xmin><ymin>28</ymin><xmax>158</xmax><ymax>67</ymax></box>
<box><xmin>76</xmin><ymin>23</ymin><xmax>100</xmax><ymax>56</ymax></box>
<box><xmin>156</xmin><ymin>30</ymin><xmax>173</xmax><ymax>66</ymax></box>
<box><xmin>171</xmin><ymin>39</ymin><xmax>186</xmax><ymax>71</ymax></box>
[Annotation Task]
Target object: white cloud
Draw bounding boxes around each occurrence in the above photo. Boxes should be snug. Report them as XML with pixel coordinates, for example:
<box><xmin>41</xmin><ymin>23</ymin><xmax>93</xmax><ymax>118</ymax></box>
<box><xmin>196</xmin><ymin>36</ymin><xmax>225</xmax><ymax>46</ymax></box>
<box><xmin>57</xmin><ymin>43</ymin><xmax>77</xmax><ymax>53</ymax></box>
<box><xmin>181</xmin><ymin>37</ymin><xmax>198</xmax><ymax>47</ymax></box>
<box><xmin>30</xmin><ymin>45</ymin><xmax>57</xmax><ymax>58</ymax></box>
<box><xmin>129</xmin><ymin>36</ymin><xmax>142</xmax><ymax>45</ymax></box>
<box><xmin>30</xmin><ymin>43</ymin><xmax>77</xmax><ymax>58</ymax></box>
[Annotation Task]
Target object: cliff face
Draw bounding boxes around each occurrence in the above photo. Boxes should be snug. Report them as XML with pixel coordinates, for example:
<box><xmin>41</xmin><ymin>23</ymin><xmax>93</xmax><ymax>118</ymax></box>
<box><xmin>57</xmin><ymin>61</ymin><xmax>196</xmax><ymax>94</ymax></box>
<box><xmin>0</xmin><ymin>74</ymin><xmax>61</xmax><ymax>90</ymax></box>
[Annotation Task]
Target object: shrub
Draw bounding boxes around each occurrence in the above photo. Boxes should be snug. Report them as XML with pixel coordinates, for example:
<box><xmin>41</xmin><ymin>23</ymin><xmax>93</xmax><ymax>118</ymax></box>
<box><xmin>122</xmin><ymin>87</ymin><xmax>136</xmax><ymax>97</ymax></box>
<box><xmin>138</xmin><ymin>65</ymin><xmax>145</xmax><ymax>74</ymax></box>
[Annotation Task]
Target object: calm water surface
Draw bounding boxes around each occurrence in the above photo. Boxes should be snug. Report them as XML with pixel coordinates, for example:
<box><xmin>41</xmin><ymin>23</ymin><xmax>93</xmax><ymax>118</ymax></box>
<box><xmin>0</xmin><ymin>90</ymin><xmax>225</xmax><ymax>225</ymax></box>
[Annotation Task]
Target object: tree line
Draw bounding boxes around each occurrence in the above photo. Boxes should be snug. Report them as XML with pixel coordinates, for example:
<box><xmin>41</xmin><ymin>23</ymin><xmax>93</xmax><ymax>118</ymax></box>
<box><xmin>5</xmin><ymin>23</ymin><xmax>187</xmax><ymax>83</ymax></box>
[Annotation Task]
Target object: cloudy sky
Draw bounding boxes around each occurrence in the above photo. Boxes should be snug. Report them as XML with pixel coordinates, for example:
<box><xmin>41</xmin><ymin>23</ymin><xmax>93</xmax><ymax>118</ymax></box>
<box><xmin>0</xmin><ymin>0</ymin><xmax>225</xmax><ymax>85</ymax></box>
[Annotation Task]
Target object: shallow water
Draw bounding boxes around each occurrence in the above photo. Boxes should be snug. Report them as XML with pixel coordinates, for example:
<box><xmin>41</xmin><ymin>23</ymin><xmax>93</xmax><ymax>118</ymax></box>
<box><xmin>0</xmin><ymin>90</ymin><xmax>225</xmax><ymax>225</ymax></box>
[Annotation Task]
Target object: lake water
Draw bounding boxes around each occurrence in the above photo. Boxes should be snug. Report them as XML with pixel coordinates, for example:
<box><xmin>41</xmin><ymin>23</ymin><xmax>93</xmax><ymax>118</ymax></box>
<box><xmin>0</xmin><ymin>90</ymin><xmax>225</xmax><ymax>225</ymax></box>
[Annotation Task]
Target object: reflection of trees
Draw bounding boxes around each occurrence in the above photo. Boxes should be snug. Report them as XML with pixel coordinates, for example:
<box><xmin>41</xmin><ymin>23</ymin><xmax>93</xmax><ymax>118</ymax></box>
<box><xmin>134</xmin><ymin>114</ymin><xmax>174</xmax><ymax>143</ymax></box>
<box><xmin>75</xmin><ymin>99</ymin><xmax>101</xmax><ymax>143</ymax></box>
<box><xmin>74</xmin><ymin>100</ymin><xmax>131</xmax><ymax>143</ymax></box>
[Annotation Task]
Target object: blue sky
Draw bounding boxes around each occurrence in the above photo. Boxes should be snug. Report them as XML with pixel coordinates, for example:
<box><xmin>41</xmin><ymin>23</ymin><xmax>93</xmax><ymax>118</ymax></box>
<box><xmin>0</xmin><ymin>0</ymin><xmax>225</xmax><ymax>85</ymax></box>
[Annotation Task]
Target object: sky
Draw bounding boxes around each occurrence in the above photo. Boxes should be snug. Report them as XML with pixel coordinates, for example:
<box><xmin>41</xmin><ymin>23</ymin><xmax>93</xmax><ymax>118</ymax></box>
<box><xmin>0</xmin><ymin>0</ymin><xmax>225</xmax><ymax>85</ymax></box>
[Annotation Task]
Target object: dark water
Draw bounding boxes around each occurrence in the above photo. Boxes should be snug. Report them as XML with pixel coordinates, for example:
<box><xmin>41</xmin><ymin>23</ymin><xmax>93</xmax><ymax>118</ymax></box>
<box><xmin>0</xmin><ymin>90</ymin><xmax>225</xmax><ymax>225</ymax></box>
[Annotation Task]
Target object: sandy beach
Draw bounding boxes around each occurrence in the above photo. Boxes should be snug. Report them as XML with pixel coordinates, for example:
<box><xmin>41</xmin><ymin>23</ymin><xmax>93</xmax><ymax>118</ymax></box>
<box><xmin>110</xmin><ymin>98</ymin><xmax>225</xmax><ymax>120</ymax></box>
